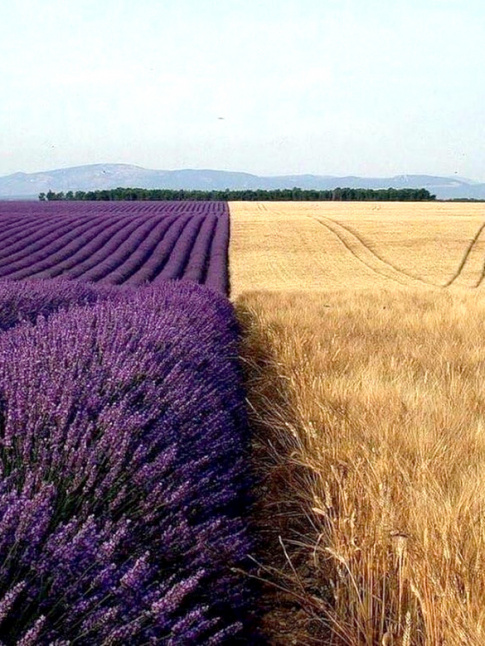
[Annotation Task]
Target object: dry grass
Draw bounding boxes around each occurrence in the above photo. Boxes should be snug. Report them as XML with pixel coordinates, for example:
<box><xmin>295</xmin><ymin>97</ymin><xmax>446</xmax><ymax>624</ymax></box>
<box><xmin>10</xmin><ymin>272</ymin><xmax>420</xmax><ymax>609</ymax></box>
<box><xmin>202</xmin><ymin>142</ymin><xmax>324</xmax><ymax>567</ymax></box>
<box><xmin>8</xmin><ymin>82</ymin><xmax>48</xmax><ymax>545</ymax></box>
<box><xmin>231</xmin><ymin>202</ymin><xmax>485</xmax><ymax>643</ymax></box>
<box><xmin>237</xmin><ymin>287</ymin><xmax>485</xmax><ymax>645</ymax></box>
<box><xmin>229</xmin><ymin>202</ymin><xmax>485</xmax><ymax>296</ymax></box>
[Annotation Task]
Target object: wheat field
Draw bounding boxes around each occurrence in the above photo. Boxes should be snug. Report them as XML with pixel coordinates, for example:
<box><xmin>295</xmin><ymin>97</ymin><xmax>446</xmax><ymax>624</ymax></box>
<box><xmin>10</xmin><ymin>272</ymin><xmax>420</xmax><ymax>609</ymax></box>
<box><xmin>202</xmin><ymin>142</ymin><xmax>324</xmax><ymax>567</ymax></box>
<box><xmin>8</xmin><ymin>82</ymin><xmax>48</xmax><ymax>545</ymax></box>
<box><xmin>230</xmin><ymin>202</ymin><xmax>485</xmax><ymax>645</ymax></box>
<box><xmin>229</xmin><ymin>202</ymin><xmax>485</xmax><ymax>295</ymax></box>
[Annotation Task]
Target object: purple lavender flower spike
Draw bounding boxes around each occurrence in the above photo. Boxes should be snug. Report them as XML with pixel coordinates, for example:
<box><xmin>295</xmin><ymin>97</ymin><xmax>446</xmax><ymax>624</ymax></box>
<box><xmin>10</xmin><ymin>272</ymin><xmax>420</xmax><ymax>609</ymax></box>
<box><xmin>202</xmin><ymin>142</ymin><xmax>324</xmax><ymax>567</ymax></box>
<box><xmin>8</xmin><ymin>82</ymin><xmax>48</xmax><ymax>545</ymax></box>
<box><xmin>0</xmin><ymin>279</ymin><xmax>259</xmax><ymax>643</ymax></box>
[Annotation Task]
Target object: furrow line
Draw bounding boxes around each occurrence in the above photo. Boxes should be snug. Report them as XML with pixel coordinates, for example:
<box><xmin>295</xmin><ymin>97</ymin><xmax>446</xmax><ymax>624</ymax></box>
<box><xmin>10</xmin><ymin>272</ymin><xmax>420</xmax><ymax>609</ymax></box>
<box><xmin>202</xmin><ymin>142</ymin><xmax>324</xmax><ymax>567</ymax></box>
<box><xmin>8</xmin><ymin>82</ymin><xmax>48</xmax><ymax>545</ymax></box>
<box><xmin>325</xmin><ymin>217</ymin><xmax>436</xmax><ymax>285</ymax></box>
<box><xmin>0</xmin><ymin>214</ymin><xmax>100</xmax><ymax>265</ymax></box>
<box><xmin>444</xmin><ymin>221</ymin><xmax>485</xmax><ymax>287</ymax></box>
<box><xmin>75</xmin><ymin>215</ymin><xmax>164</xmax><ymax>282</ymax></box>
<box><xmin>183</xmin><ymin>214</ymin><xmax>218</xmax><ymax>284</ymax></box>
<box><xmin>26</xmin><ymin>216</ymin><xmax>132</xmax><ymax>280</ymax></box>
<box><xmin>64</xmin><ymin>215</ymin><xmax>155</xmax><ymax>280</ymax></box>
<box><xmin>0</xmin><ymin>216</ymin><xmax>110</xmax><ymax>278</ymax></box>
<box><xmin>98</xmin><ymin>216</ymin><xmax>177</xmax><ymax>285</ymax></box>
<box><xmin>153</xmin><ymin>217</ymin><xmax>205</xmax><ymax>282</ymax></box>
<box><xmin>126</xmin><ymin>217</ymin><xmax>192</xmax><ymax>285</ymax></box>
<box><xmin>205</xmin><ymin>212</ymin><xmax>230</xmax><ymax>294</ymax></box>
<box><xmin>313</xmin><ymin>217</ymin><xmax>427</xmax><ymax>287</ymax></box>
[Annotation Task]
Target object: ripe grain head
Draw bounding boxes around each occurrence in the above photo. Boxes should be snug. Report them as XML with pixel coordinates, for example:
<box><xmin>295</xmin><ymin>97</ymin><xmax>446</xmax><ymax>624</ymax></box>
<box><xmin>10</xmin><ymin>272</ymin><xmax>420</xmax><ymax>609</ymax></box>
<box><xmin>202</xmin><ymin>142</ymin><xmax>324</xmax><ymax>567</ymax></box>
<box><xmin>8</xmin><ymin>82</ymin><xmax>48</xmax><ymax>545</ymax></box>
<box><xmin>237</xmin><ymin>287</ymin><xmax>485</xmax><ymax>645</ymax></box>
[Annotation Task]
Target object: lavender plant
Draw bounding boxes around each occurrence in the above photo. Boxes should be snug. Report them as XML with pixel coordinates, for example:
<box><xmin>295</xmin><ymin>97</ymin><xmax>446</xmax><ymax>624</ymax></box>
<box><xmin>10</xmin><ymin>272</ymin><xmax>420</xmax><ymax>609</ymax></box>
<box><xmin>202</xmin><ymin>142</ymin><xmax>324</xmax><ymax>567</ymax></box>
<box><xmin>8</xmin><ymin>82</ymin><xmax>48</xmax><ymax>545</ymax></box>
<box><xmin>0</xmin><ymin>202</ymin><xmax>230</xmax><ymax>292</ymax></box>
<box><xmin>183</xmin><ymin>214</ymin><xmax>218</xmax><ymax>284</ymax></box>
<box><xmin>0</xmin><ymin>279</ymin><xmax>115</xmax><ymax>332</ymax></box>
<box><xmin>0</xmin><ymin>281</ymin><xmax>255</xmax><ymax>644</ymax></box>
<box><xmin>61</xmin><ymin>215</ymin><xmax>157</xmax><ymax>282</ymax></box>
<box><xmin>96</xmin><ymin>216</ymin><xmax>176</xmax><ymax>285</ymax></box>
<box><xmin>127</xmin><ymin>217</ymin><xmax>192</xmax><ymax>286</ymax></box>
<box><xmin>154</xmin><ymin>217</ymin><xmax>205</xmax><ymax>282</ymax></box>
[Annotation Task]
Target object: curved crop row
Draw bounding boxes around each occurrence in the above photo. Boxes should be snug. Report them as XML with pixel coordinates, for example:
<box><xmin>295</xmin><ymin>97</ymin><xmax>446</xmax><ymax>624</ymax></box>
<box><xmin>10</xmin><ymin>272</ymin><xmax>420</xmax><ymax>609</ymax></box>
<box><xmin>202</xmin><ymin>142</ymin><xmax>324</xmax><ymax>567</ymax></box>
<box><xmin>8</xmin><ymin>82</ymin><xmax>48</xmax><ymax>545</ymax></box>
<box><xmin>183</xmin><ymin>213</ymin><xmax>218</xmax><ymax>283</ymax></box>
<box><xmin>0</xmin><ymin>214</ymin><xmax>101</xmax><ymax>266</ymax></box>
<box><xmin>92</xmin><ymin>216</ymin><xmax>174</xmax><ymax>285</ymax></box>
<box><xmin>30</xmin><ymin>216</ymin><xmax>142</xmax><ymax>280</ymax></box>
<box><xmin>0</xmin><ymin>202</ymin><xmax>230</xmax><ymax>293</ymax></box>
<box><xmin>0</xmin><ymin>217</ymin><xmax>126</xmax><ymax>280</ymax></box>
<box><xmin>0</xmin><ymin>212</ymin><xmax>63</xmax><ymax>248</ymax></box>
<box><xmin>0</xmin><ymin>200</ymin><xmax>228</xmax><ymax>217</ymax></box>
<box><xmin>77</xmin><ymin>214</ymin><xmax>168</xmax><ymax>283</ymax></box>
<box><xmin>127</xmin><ymin>216</ymin><xmax>192</xmax><ymax>286</ymax></box>
<box><xmin>0</xmin><ymin>279</ymin><xmax>256</xmax><ymax>644</ymax></box>
<box><xmin>60</xmin><ymin>215</ymin><xmax>154</xmax><ymax>281</ymax></box>
<box><xmin>96</xmin><ymin>216</ymin><xmax>177</xmax><ymax>285</ymax></box>
<box><xmin>205</xmin><ymin>212</ymin><xmax>230</xmax><ymax>294</ymax></box>
<box><xmin>153</xmin><ymin>216</ymin><xmax>205</xmax><ymax>282</ymax></box>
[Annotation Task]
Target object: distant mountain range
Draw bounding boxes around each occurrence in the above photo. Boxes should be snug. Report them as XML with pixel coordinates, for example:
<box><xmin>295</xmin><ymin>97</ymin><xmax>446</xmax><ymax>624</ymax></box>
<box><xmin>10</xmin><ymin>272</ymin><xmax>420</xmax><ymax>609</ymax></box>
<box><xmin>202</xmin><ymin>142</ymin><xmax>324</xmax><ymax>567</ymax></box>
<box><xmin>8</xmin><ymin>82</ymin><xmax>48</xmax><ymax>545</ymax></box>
<box><xmin>1</xmin><ymin>164</ymin><xmax>484</xmax><ymax>200</ymax></box>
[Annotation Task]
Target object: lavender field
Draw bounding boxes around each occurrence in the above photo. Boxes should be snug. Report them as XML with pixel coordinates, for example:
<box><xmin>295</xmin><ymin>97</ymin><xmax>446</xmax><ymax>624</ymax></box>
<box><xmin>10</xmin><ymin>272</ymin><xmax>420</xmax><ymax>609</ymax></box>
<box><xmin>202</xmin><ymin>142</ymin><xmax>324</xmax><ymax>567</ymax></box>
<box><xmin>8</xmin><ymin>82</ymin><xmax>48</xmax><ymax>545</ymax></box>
<box><xmin>0</xmin><ymin>203</ymin><xmax>259</xmax><ymax>644</ymax></box>
<box><xmin>0</xmin><ymin>201</ymin><xmax>229</xmax><ymax>294</ymax></box>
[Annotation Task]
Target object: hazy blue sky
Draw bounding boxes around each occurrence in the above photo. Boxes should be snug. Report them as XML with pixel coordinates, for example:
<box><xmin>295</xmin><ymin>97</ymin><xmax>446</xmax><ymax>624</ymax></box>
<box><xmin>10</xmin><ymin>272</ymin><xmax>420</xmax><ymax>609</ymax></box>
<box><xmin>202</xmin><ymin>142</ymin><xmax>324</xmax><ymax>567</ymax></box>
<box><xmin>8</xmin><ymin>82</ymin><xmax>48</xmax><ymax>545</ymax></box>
<box><xmin>1</xmin><ymin>0</ymin><xmax>484</xmax><ymax>179</ymax></box>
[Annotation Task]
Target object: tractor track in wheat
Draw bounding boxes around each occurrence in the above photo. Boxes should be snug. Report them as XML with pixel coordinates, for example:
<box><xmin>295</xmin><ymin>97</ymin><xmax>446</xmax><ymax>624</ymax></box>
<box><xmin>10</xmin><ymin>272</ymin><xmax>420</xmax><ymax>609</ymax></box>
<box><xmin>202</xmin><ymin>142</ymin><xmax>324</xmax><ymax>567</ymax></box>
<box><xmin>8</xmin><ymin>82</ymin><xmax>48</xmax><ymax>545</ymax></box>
<box><xmin>444</xmin><ymin>221</ymin><xmax>485</xmax><ymax>288</ymax></box>
<box><xmin>313</xmin><ymin>216</ymin><xmax>437</xmax><ymax>287</ymax></box>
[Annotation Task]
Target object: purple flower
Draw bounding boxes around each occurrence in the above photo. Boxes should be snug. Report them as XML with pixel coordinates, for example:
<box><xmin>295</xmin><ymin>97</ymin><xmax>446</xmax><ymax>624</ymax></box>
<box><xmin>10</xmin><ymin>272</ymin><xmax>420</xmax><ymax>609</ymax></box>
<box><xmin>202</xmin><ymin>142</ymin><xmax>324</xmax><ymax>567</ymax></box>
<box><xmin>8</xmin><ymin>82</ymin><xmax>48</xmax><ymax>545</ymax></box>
<box><xmin>0</xmin><ymin>201</ymin><xmax>230</xmax><ymax>293</ymax></box>
<box><xmin>0</xmin><ymin>279</ymin><xmax>257</xmax><ymax>643</ymax></box>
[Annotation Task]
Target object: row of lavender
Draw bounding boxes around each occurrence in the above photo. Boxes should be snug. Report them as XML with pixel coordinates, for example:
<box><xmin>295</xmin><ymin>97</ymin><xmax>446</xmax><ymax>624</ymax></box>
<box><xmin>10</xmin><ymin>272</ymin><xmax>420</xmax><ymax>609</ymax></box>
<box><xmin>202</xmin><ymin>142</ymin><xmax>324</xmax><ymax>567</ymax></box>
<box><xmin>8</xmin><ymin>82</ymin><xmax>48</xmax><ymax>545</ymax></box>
<box><xmin>0</xmin><ymin>202</ymin><xmax>229</xmax><ymax>294</ymax></box>
<box><xmin>0</xmin><ymin>279</ymin><xmax>257</xmax><ymax>644</ymax></box>
<box><xmin>0</xmin><ymin>201</ymin><xmax>228</xmax><ymax>217</ymax></box>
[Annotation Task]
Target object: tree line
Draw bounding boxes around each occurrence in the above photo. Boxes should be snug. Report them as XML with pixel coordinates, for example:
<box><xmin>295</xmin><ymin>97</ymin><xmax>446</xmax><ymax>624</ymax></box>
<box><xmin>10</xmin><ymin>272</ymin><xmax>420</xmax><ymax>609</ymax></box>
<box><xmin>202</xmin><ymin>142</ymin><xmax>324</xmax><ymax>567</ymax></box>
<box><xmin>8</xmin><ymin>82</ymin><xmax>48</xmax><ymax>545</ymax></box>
<box><xmin>39</xmin><ymin>187</ymin><xmax>436</xmax><ymax>202</ymax></box>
